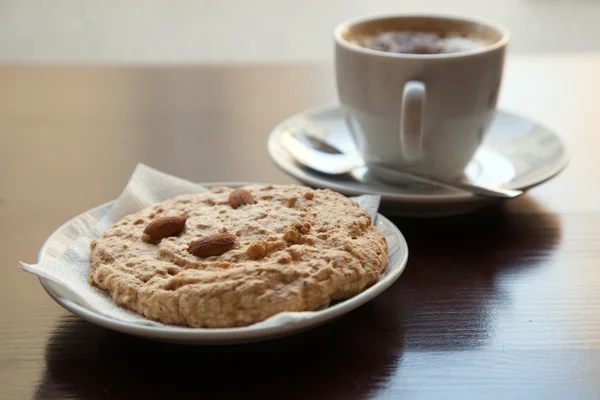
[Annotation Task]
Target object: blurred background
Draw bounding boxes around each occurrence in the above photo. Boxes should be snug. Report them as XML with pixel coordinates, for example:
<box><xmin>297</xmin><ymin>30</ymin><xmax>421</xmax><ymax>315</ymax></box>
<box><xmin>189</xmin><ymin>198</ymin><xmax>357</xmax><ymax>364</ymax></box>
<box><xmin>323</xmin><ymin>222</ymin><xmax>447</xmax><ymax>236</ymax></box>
<box><xmin>1</xmin><ymin>0</ymin><xmax>599</xmax><ymax>64</ymax></box>
<box><xmin>3</xmin><ymin>3</ymin><xmax>600</xmax><ymax>399</ymax></box>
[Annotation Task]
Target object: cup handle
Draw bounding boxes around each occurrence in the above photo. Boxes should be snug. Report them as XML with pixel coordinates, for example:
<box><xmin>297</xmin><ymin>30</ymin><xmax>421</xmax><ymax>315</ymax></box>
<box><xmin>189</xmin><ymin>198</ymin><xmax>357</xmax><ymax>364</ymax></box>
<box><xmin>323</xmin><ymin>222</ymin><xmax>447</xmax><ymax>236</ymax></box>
<box><xmin>400</xmin><ymin>80</ymin><xmax>426</xmax><ymax>161</ymax></box>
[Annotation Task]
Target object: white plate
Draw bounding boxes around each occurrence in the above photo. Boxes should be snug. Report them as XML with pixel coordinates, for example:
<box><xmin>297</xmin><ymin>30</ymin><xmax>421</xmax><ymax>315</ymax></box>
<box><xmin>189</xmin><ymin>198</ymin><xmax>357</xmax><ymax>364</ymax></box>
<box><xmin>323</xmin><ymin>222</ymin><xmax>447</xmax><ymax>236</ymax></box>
<box><xmin>37</xmin><ymin>192</ymin><xmax>408</xmax><ymax>345</ymax></box>
<box><xmin>268</xmin><ymin>104</ymin><xmax>569</xmax><ymax>217</ymax></box>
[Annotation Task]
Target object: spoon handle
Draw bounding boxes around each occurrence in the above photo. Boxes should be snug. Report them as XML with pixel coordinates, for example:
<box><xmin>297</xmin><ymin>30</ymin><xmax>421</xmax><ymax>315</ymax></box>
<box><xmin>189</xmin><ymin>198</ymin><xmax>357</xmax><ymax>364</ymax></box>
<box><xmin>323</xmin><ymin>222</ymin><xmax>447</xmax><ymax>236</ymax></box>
<box><xmin>283</xmin><ymin>129</ymin><xmax>523</xmax><ymax>199</ymax></box>
<box><xmin>376</xmin><ymin>166</ymin><xmax>523</xmax><ymax>199</ymax></box>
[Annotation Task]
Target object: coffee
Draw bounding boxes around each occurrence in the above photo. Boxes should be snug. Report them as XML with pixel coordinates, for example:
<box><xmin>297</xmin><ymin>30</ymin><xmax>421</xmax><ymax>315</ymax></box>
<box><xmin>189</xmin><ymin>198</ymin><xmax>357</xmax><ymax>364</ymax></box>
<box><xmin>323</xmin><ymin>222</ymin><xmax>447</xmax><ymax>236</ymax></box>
<box><xmin>353</xmin><ymin>31</ymin><xmax>488</xmax><ymax>55</ymax></box>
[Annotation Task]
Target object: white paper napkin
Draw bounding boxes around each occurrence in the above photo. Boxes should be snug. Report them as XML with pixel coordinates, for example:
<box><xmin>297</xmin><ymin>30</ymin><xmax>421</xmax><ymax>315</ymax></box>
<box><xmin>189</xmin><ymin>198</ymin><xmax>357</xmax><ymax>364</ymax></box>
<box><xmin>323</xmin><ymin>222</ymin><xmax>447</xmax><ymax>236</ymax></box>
<box><xmin>19</xmin><ymin>164</ymin><xmax>381</xmax><ymax>328</ymax></box>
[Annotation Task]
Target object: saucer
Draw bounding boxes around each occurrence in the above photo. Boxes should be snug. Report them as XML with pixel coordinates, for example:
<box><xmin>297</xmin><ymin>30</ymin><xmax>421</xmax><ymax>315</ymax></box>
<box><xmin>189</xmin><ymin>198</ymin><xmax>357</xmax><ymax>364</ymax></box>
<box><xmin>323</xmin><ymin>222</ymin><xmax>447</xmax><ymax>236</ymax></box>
<box><xmin>36</xmin><ymin>185</ymin><xmax>408</xmax><ymax>345</ymax></box>
<box><xmin>268</xmin><ymin>105</ymin><xmax>569</xmax><ymax>217</ymax></box>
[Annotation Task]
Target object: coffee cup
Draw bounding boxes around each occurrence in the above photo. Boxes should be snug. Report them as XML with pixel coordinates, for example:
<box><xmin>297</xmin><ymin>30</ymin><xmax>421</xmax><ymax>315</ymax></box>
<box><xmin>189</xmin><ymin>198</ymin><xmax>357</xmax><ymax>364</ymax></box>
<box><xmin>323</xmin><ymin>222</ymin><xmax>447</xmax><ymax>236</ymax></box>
<box><xmin>334</xmin><ymin>14</ymin><xmax>509</xmax><ymax>182</ymax></box>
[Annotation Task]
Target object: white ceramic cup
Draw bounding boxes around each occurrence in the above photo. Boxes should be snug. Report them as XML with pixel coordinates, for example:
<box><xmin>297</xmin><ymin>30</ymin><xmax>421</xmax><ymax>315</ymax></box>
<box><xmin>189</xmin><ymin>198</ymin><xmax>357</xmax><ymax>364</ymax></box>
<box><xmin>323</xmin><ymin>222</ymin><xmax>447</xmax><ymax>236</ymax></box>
<box><xmin>335</xmin><ymin>14</ymin><xmax>509</xmax><ymax>182</ymax></box>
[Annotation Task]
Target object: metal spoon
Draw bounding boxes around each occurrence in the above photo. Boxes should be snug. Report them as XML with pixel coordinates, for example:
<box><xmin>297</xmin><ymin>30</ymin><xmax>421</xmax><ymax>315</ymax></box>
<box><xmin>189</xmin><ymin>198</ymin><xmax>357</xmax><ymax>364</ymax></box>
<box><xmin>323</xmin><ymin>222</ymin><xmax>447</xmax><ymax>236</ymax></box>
<box><xmin>280</xmin><ymin>131</ymin><xmax>523</xmax><ymax>199</ymax></box>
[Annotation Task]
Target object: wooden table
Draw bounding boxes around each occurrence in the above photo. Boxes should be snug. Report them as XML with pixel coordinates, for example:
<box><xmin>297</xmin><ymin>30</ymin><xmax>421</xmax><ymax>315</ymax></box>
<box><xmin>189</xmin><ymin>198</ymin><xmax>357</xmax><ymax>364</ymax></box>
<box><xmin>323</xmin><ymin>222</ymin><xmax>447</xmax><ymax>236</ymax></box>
<box><xmin>2</xmin><ymin>55</ymin><xmax>600</xmax><ymax>399</ymax></box>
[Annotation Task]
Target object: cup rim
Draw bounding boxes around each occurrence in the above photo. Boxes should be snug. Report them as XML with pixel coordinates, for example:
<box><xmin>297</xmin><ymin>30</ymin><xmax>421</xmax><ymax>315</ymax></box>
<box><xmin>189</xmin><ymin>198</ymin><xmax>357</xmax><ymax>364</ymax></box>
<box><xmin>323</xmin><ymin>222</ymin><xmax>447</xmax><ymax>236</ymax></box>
<box><xmin>334</xmin><ymin>13</ymin><xmax>510</xmax><ymax>59</ymax></box>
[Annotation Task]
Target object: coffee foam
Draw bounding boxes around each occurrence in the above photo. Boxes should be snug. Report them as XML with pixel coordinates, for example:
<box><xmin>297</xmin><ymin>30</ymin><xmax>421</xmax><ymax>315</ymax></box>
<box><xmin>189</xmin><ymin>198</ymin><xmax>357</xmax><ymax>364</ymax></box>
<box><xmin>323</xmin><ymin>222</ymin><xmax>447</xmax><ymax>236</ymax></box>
<box><xmin>342</xmin><ymin>16</ymin><xmax>501</xmax><ymax>53</ymax></box>
<box><xmin>354</xmin><ymin>31</ymin><xmax>488</xmax><ymax>54</ymax></box>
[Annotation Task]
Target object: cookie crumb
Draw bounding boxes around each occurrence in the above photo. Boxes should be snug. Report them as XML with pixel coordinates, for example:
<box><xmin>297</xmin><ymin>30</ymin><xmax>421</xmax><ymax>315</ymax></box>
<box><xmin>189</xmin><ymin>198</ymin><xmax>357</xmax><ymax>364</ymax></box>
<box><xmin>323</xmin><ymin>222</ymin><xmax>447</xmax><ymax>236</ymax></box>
<box><xmin>276</xmin><ymin>253</ymin><xmax>292</xmax><ymax>264</ymax></box>
<box><xmin>294</xmin><ymin>221</ymin><xmax>311</xmax><ymax>234</ymax></box>
<box><xmin>246</xmin><ymin>240</ymin><xmax>267</xmax><ymax>259</ymax></box>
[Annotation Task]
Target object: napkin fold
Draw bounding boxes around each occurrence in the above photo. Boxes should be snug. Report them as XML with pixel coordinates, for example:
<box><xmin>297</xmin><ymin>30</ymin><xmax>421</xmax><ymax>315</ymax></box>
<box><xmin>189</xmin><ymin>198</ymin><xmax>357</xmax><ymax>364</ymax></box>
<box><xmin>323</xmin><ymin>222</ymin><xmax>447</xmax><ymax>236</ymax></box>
<box><xmin>19</xmin><ymin>164</ymin><xmax>380</xmax><ymax>327</ymax></box>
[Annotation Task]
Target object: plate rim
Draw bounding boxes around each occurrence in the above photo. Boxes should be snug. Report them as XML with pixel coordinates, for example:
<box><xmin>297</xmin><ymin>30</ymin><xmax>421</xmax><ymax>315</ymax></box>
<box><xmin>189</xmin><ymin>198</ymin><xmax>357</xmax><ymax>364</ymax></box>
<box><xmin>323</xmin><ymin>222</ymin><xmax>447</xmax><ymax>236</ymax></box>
<box><xmin>267</xmin><ymin>103</ymin><xmax>570</xmax><ymax>205</ymax></box>
<box><xmin>37</xmin><ymin>188</ymin><xmax>409</xmax><ymax>344</ymax></box>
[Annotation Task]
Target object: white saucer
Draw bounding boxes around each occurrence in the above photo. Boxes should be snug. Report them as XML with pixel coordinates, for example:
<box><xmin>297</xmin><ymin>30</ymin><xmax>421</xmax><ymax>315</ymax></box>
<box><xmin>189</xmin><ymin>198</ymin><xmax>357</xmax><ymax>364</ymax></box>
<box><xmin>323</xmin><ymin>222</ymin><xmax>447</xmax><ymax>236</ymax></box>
<box><xmin>268</xmin><ymin>104</ymin><xmax>569</xmax><ymax>217</ymax></box>
<box><xmin>37</xmin><ymin>188</ymin><xmax>408</xmax><ymax>345</ymax></box>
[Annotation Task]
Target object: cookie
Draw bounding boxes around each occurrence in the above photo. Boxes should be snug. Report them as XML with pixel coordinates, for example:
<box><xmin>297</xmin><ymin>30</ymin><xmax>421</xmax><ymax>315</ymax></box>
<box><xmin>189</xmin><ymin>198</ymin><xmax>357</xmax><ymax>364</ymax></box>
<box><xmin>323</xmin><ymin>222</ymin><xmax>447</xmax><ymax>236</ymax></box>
<box><xmin>89</xmin><ymin>185</ymin><xmax>388</xmax><ymax>328</ymax></box>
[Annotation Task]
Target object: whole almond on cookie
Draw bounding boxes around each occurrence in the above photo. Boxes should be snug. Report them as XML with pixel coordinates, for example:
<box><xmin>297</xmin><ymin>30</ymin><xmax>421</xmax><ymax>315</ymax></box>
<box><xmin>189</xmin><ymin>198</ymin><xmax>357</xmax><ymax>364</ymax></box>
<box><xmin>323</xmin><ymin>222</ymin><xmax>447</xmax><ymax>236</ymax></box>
<box><xmin>188</xmin><ymin>233</ymin><xmax>237</xmax><ymax>257</ymax></box>
<box><xmin>143</xmin><ymin>216</ymin><xmax>187</xmax><ymax>240</ymax></box>
<box><xmin>228</xmin><ymin>188</ymin><xmax>256</xmax><ymax>209</ymax></box>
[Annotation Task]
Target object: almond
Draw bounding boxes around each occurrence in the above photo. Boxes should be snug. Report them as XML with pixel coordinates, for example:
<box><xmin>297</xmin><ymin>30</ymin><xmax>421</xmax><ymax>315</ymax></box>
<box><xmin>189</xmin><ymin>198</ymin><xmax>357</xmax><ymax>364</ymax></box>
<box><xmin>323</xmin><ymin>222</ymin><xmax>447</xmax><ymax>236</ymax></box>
<box><xmin>188</xmin><ymin>233</ymin><xmax>237</xmax><ymax>257</ymax></box>
<box><xmin>143</xmin><ymin>216</ymin><xmax>187</xmax><ymax>240</ymax></box>
<box><xmin>228</xmin><ymin>188</ymin><xmax>256</xmax><ymax>209</ymax></box>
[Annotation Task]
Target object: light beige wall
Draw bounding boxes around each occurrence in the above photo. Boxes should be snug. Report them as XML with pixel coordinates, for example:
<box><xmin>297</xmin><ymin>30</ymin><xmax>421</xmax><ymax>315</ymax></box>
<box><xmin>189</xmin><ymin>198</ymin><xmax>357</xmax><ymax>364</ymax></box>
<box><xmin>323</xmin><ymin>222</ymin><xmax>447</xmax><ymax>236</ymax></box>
<box><xmin>1</xmin><ymin>0</ymin><xmax>598</xmax><ymax>63</ymax></box>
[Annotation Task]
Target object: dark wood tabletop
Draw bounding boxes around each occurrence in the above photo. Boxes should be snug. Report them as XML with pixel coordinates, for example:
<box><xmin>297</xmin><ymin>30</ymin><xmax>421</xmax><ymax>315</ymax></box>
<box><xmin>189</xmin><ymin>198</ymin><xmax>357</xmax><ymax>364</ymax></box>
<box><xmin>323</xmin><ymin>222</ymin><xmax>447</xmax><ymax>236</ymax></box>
<box><xmin>2</xmin><ymin>58</ymin><xmax>600</xmax><ymax>399</ymax></box>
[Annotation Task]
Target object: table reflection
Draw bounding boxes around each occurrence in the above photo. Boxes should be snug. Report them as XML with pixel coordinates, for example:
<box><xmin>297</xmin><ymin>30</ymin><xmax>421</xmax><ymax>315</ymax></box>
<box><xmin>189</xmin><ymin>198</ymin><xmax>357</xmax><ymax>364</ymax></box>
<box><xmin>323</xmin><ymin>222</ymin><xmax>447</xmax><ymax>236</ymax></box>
<box><xmin>35</xmin><ymin>198</ymin><xmax>561</xmax><ymax>399</ymax></box>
